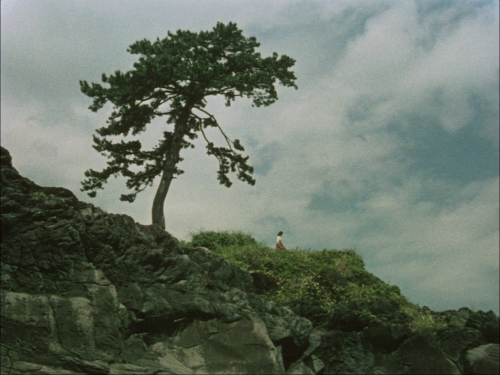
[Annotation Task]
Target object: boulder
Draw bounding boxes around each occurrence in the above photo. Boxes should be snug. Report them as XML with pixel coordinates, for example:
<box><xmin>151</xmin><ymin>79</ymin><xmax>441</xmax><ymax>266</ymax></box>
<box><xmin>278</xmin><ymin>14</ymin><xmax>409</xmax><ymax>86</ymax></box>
<box><xmin>314</xmin><ymin>329</ymin><xmax>376</xmax><ymax>374</ymax></box>
<box><xmin>285</xmin><ymin>298</ymin><xmax>330</xmax><ymax>326</ymax></box>
<box><xmin>465</xmin><ymin>343</ymin><xmax>500</xmax><ymax>375</ymax></box>
<box><xmin>390</xmin><ymin>326</ymin><xmax>487</xmax><ymax>374</ymax></box>
<box><xmin>162</xmin><ymin>316</ymin><xmax>282</xmax><ymax>374</ymax></box>
<box><xmin>465</xmin><ymin>310</ymin><xmax>500</xmax><ymax>344</ymax></box>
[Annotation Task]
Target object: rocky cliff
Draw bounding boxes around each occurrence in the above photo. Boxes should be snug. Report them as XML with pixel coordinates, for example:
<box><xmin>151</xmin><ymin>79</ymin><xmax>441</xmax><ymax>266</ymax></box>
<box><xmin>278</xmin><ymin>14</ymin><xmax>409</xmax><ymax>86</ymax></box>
<box><xmin>1</xmin><ymin>146</ymin><xmax>498</xmax><ymax>374</ymax></box>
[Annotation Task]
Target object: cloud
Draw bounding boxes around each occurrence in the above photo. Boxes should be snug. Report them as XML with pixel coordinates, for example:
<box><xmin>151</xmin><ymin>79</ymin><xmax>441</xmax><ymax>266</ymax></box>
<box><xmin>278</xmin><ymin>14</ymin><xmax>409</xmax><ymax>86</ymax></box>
<box><xmin>321</xmin><ymin>0</ymin><xmax>498</xmax><ymax>137</ymax></box>
<box><xmin>1</xmin><ymin>0</ymin><xmax>498</xmax><ymax>314</ymax></box>
<box><xmin>352</xmin><ymin>176</ymin><xmax>499</xmax><ymax>309</ymax></box>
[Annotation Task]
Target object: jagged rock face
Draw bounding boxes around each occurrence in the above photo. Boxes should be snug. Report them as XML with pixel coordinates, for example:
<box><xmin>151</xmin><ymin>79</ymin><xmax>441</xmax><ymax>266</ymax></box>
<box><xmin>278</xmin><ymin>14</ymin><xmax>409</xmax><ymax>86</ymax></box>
<box><xmin>1</xmin><ymin>145</ymin><xmax>499</xmax><ymax>375</ymax></box>
<box><xmin>0</xmin><ymin>146</ymin><xmax>318</xmax><ymax>374</ymax></box>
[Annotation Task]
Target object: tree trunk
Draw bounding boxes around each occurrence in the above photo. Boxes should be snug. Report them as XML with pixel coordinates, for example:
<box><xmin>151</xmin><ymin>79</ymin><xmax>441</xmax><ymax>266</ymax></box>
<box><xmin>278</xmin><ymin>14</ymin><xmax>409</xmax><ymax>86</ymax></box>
<box><xmin>151</xmin><ymin>104</ymin><xmax>193</xmax><ymax>229</ymax></box>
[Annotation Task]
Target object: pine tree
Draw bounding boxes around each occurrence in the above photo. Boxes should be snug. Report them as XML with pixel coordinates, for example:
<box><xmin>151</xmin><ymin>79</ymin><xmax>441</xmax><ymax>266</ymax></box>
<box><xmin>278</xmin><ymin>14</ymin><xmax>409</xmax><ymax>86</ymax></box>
<box><xmin>80</xmin><ymin>22</ymin><xmax>297</xmax><ymax>229</ymax></box>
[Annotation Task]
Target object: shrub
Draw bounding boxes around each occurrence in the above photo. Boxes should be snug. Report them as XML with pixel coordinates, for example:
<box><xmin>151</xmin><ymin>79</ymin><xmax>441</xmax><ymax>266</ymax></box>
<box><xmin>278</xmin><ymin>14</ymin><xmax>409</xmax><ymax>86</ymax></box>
<box><xmin>184</xmin><ymin>230</ymin><xmax>442</xmax><ymax>334</ymax></box>
<box><xmin>185</xmin><ymin>231</ymin><xmax>373</xmax><ymax>307</ymax></box>
<box><xmin>30</xmin><ymin>192</ymin><xmax>55</xmax><ymax>200</ymax></box>
<box><xmin>401</xmin><ymin>304</ymin><xmax>448</xmax><ymax>332</ymax></box>
<box><xmin>190</xmin><ymin>230</ymin><xmax>257</xmax><ymax>250</ymax></box>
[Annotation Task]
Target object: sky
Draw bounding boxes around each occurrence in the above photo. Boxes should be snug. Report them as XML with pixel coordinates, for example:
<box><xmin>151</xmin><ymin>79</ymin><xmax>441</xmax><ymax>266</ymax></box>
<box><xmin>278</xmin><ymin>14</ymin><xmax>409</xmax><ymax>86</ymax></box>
<box><xmin>1</xmin><ymin>0</ymin><xmax>499</xmax><ymax>314</ymax></box>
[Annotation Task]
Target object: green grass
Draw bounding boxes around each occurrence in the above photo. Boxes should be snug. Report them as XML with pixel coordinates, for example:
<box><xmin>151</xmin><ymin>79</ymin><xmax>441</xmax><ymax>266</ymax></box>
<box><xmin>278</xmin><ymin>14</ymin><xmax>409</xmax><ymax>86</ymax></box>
<box><xmin>401</xmin><ymin>304</ymin><xmax>448</xmax><ymax>332</ymax></box>
<box><xmin>184</xmin><ymin>230</ymin><xmax>447</xmax><ymax>332</ymax></box>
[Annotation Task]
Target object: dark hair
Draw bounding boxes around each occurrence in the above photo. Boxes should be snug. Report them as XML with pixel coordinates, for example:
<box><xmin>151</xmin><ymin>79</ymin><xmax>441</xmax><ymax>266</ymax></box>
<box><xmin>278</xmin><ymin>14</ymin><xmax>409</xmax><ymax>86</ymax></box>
<box><xmin>278</xmin><ymin>231</ymin><xmax>283</xmax><ymax>236</ymax></box>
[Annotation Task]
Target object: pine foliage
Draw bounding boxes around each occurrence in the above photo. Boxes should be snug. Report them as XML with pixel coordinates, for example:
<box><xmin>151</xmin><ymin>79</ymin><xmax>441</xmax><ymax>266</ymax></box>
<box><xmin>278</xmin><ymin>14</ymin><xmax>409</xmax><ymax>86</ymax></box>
<box><xmin>80</xmin><ymin>22</ymin><xmax>297</xmax><ymax>204</ymax></box>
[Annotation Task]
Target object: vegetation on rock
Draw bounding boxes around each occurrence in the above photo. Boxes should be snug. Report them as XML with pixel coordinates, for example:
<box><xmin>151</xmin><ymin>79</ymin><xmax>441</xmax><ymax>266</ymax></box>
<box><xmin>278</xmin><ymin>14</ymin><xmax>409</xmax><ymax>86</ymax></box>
<box><xmin>2</xmin><ymin>145</ymin><xmax>498</xmax><ymax>374</ymax></box>
<box><xmin>185</xmin><ymin>230</ymin><xmax>450</xmax><ymax>332</ymax></box>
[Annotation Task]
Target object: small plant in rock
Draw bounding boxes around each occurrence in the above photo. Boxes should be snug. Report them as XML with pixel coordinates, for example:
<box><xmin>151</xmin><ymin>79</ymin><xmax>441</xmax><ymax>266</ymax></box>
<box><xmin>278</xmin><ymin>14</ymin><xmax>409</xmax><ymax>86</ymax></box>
<box><xmin>179</xmin><ymin>239</ymin><xmax>190</xmax><ymax>248</ymax></box>
<box><xmin>402</xmin><ymin>305</ymin><xmax>448</xmax><ymax>332</ymax></box>
<box><xmin>31</xmin><ymin>192</ymin><xmax>55</xmax><ymax>200</ymax></box>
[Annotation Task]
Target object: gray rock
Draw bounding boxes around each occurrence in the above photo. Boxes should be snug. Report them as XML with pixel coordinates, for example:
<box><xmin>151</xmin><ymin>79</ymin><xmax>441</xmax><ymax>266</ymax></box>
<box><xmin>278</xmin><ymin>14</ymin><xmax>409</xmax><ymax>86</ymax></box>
<box><xmin>164</xmin><ymin>316</ymin><xmax>282</xmax><ymax>374</ymax></box>
<box><xmin>286</xmin><ymin>361</ymin><xmax>315</xmax><ymax>374</ymax></box>
<box><xmin>10</xmin><ymin>361</ymin><xmax>82</xmax><ymax>374</ymax></box>
<box><xmin>3</xmin><ymin>145</ymin><xmax>500</xmax><ymax>375</ymax></box>
<box><xmin>466</xmin><ymin>344</ymin><xmax>500</xmax><ymax>375</ymax></box>
<box><xmin>391</xmin><ymin>327</ymin><xmax>486</xmax><ymax>374</ymax></box>
<box><xmin>466</xmin><ymin>310</ymin><xmax>500</xmax><ymax>344</ymax></box>
<box><xmin>0</xmin><ymin>146</ymin><xmax>321</xmax><ymax>374</ymax></box>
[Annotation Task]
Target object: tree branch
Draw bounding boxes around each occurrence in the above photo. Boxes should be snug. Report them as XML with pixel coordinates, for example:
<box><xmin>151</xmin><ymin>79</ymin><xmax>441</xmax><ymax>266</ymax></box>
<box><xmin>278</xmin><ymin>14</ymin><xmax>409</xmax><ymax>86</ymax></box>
<box><xmin>194</xmin><ymin>107</ymin><xmax>235</xmax><ymax>152</ymax></box>
<box><xmin>191</xmin><ymin>109</ymin><xmax>250</xmax><ymax>181</ymax></box>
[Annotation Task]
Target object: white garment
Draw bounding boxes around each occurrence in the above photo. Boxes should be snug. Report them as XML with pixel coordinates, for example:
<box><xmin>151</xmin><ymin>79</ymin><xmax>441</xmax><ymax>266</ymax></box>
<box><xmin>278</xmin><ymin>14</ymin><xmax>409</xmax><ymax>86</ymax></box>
<box><xmin>277</xmin><ymin>235</ymin><xmax>282</xmax><ymax>244</ymax></box>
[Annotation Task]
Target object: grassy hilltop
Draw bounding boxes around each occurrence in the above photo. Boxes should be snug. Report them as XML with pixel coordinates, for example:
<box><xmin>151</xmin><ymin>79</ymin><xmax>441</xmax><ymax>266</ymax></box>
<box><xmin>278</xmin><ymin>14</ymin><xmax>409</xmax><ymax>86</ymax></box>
<box><xmin>182</xmin><ymin>230</ymin><xmax>448</xmax><ymax>332</ymax></box>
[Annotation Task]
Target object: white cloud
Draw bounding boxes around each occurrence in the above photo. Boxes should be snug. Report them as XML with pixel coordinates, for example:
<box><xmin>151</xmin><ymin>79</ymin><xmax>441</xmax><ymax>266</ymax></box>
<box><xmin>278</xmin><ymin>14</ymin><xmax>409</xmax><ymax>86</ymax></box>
<box><xmin>361</xmin><ymin>177</ymin><xmax>499</xmax><ymax>311</ymax></box>
<box><xmin>320</xmin><ymin>0</ymin><xmax>499</xmax><ymax>137</ymax></box>
<box><xmin>1</xmin><ymin>0</ymin><xmax>498</xmax><ymax>314</ymax></box>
